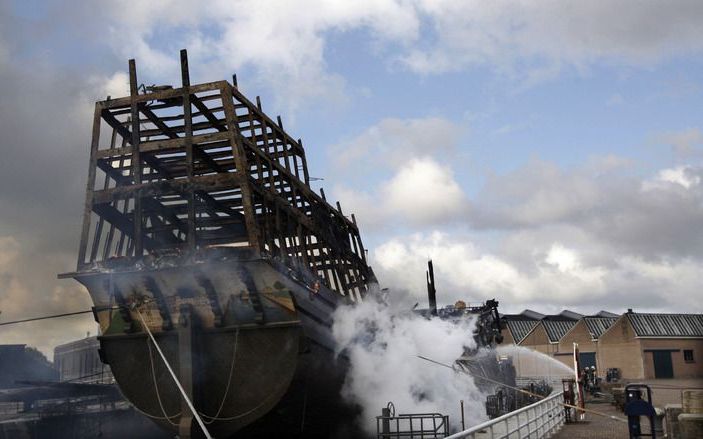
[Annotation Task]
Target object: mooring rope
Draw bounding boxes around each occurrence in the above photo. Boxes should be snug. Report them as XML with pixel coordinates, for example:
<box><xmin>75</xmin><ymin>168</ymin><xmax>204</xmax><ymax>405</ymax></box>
<box><xmin>202</xmin><ymin>326</ymin><xmax>240</xmax><ymax>424</ymax></box>
<box><xmin>135</xmin><ymin>309</ymin><xmax>214</xmax><ymax>439</ymax></box>
<box><xmin>146</xmin><ymin>335</ymin><xmax>181</xmax><ymax>426</ymax></box>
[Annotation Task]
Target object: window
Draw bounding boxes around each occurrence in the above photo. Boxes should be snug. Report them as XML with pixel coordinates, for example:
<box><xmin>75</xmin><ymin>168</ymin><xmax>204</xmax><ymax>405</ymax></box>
<box><xmin>684</xmin><ymin>350</ymin><xmax>694</xmax><ymax>363</ymax></box>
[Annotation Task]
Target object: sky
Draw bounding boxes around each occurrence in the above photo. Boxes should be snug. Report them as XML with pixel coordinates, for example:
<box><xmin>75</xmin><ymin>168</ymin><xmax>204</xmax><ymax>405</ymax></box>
<box><xmin>1</xmin><ymin>0</ymin><xmax>703</xmax><ymax>356</ymax></box>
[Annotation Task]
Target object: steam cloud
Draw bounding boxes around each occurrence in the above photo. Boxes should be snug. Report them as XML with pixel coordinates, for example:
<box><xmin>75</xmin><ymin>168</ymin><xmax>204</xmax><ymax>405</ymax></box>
<box><xmin>332</xmin><ymin>296</ymin><xmax>488</xmax><ymax>434</ymax></box>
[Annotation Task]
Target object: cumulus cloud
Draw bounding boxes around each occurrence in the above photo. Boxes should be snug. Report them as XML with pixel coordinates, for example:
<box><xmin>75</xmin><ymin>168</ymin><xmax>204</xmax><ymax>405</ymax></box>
<box><xmin>402</xmin><ymin>1</ymin><xmax>703</xmax><ymax>80</ymax></box>
<box><xmin>371</xmin><ymin>231</ymin><xmax>702</xmax><ymax>314</ymax></box>
<box><xmin>471</xmin><ymin>160</ymin><xmax>703</xmax><ymax>261</ymax></box>
<box><xmin>0</xmin><ymin>236</ymin><xmax>95</xmax><ymax>357</ymax></box>
<box><xmin>364</xmin><ymin>158</ymin><xmax>703</xmax><ymax>314</ymax></box>
<box><xmin>336</xmin><ymin>157</ymin><xmax>470</xmax><ymax>229</ymax></box>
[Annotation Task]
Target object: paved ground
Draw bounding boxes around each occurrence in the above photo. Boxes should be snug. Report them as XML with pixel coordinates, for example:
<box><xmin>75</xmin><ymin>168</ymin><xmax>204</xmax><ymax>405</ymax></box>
<box><xmin>552</xmin><ymin>378</ymin><xmax>703</xmax><ymax>438</ymax></box>
<box><xmin>551</xmin><ymin>401</ymin><xmax>629</xmax><ymax>439</ymax></box>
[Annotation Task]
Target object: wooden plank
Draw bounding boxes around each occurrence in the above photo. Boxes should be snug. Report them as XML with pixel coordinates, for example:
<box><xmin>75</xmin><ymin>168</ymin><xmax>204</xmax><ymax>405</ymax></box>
<box><xmin>101</xmin><ymin>80</ymin><xmax>228</xmax><ymax>109</ymax></box>
<box><xmin>77</xmin><ymin>103</ymin><xmax>103</xmax><ymax>268</ymax></box>
<box><xmin>129</xmin><ymin>59</ymin><xmax>143</xmax><ymax>257</ymax></box>
<box><xmin>221</xmin><ymin>84</ymin><xmax>260</xmax><ymax>250</ymax></box>
<box><xmin>92</xmin><ymin>172</ymin><xmax>240</xmax><ymax>203</ymax></box>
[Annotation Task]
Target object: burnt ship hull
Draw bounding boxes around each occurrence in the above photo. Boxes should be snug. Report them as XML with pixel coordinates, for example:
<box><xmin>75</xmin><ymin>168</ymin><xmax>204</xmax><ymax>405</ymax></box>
<box><xmin>61</xmin><ymin>50</ymin><xmax>375</xmax><ymax>438</ymax></box>
<box><xmin>69</xmin><ymin>248</ymin><xmax>347</xmax><ymax>437</ymax></box>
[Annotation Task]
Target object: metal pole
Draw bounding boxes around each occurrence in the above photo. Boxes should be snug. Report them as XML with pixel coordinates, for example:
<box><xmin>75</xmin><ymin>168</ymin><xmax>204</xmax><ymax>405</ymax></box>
<box><xmin>460</xmin><ymin>400</ymin><xmax>465</xmax><ymax>431</ymax></box>
<box><xmin>135</xmin><ymin>309</ymin><xmax>213</xmax><ymax>439</ymax></box>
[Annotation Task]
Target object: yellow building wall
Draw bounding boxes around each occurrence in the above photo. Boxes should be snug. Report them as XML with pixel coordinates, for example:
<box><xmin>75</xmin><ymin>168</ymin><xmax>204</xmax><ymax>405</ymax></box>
<box><xmin>598</xmin><ymin>316</ymin><xmax>644</xmax><ymax>379</ymax></box>
<box><xmin>640</xmin><ymin>338</ymin><xmax>703</xmax><ymax>379</ymax></box>
<box><xmin>501</xmin><ymin>326</ymin><xmax>517</xmax><ymax>345</ymax></box>
<box><xmin>519</xmin><ymin>323</ymin><xmax>553</xmax><ymax>354</ymax></box>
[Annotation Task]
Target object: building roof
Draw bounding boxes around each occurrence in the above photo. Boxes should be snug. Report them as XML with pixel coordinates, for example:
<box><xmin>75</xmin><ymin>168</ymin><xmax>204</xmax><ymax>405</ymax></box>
<box><xmin>505</xmin><ymin>320</ymin><xmax>539</xmax><ymax>343</ymax></box>
<box><xmin>559</xmin><ymin>310</ymin><xmax>584</xmax><ymax>320</ymax></box>
<box><xmin>583</xmin><ymin>317</ymin><xmax>618</xmax><ymax>339</ymax></box>
<box><xmin>627</xmin><ymin>313</ymin><xmax>703</xmax><ymax>338</ymax></box>
<box><xmin>543</xmin><ymin>319</ymin><xmax>578</xmax><ymax>343</ymax></box>
<box><xmin>594</xmin><ymin>310</ymin><xmax>619</xmax><ymax>318</ymax></box>
<box><xmin>520</xmin><ymin>309</ymin><xmax>546</xmax><ymax>320</ymax></box>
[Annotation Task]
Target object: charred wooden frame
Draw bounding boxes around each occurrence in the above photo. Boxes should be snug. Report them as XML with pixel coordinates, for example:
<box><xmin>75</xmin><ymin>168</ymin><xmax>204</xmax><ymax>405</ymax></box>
<box><xmin>76</xmin><ymin>50</ymin><xmax>374</xmax><ymax>300</ymax></box>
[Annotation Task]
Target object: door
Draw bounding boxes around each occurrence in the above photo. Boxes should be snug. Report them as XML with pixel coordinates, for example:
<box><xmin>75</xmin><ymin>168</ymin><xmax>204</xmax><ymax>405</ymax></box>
<box><xmin>652</xmin><ymin>351</ymin><xmax>674</xmax><ymax>378</ymax></box>
<box><xmin>579</xmin><ymin>352</ymin><xmax>596</xmax><ymax>370</ymax></box>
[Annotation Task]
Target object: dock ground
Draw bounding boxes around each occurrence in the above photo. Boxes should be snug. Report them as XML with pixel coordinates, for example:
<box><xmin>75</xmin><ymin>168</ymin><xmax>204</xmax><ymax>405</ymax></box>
<box><xmin>551</xmin><ymin>402</ymin><xmax>629</xmax><ymax>439</ymax></box>
<box><xmin>552</xmin><ymin>378</ymin><xmax>703</xmax><ymax>439</ymax></box>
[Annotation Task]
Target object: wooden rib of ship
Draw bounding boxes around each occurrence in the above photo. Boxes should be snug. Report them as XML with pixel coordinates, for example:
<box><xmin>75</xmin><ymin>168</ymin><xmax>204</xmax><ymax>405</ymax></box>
<box><xmin>59</xmin><ymin>50</ymin><xmax>375</xmax><ymax>438</ymax></box>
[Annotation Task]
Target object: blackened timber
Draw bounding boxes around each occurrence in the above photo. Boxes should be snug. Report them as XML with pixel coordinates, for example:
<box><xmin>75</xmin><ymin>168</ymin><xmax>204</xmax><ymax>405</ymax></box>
<box><xmin>143</xmin><ymin>276</ymin><xmax>173</xmax><ymax>330</ymax></box>
<box><xmin>181</xmin><ymin>49</ymin><xmax>197</xmax><ymax>251</ymax></box>
<box><xmin>98</xmin><ymin>155</ymin><xmax>247</xmax><ymax>238</ymax></box>
<box><xmin>92</xmin><ymin>203</ymin><xmax>159</xmax><ymax>250</ymax></box>
<box><xmin>129</xmin><ymin>59</ymin><xmax>144</xmax><ymax>257</ymax></box>
<box><xmin>92</xmin><ymin>172</ymin><xmax>241</xmax><ymax>203</ymax></box>
<box><xmin>221</xmin><ymin>84</ymin><xmax>260</xmax><ymax>250</ymax></box>
<box><xmin>191</xmin><ymin>94</ymin><xmax>227</xmax><ymax>132</ymax></box>
<box><xmin>77</xmin><ymin>103</ymin><xmax>103</xmax><ymax>267</ymax></box>
<box><xmin>100</xmin><ymin>108</ymin><xmax>133</xmax><ymax>142</ymax></box>
<box><xmin>95</xmin><ymin>131</ymin><xmax>232</xmax><ymax>159</ymax></box>
<box><xmin>89</xmin><ymin>128</ymin><xmax>120</xmax><ymax>263</ymax></box>
<box><xmin>101</xmin><ymin>80</ymin><xmax>229</xmax><ymax>109</ymax></box>
<box><xmin>194</xmin><ymin>273</ymin><xmax>224</xmax><ymax>327</ymax></box>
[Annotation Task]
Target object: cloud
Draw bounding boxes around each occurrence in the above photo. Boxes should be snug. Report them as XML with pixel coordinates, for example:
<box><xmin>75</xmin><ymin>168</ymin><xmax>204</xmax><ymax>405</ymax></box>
<box><xmin>645</xmin><ymin>165</ymin><xmax>701</xmax><ymax>189</ymax></box>
<box><xmin>0</xmin><ymin>236</ymin><xmax>95</xmax><ymax>357</ymax></box>
<box><xmin>401</xmin><ymin>1</ymin><xmax>703</xmax><ymax>79</ymax></box>
<box><xmin>371</xmin><ymin>231</ymin><xmax>702</xmax><ymax>314</ymax></box>
<box><xmin>657</xmin><ymin>128</ymin><xmax>703</xmax><ymax>157</ymax></box>
<box><xmin>363</xmin><ymin>158</ymin><xmax>703</xmax><ymax>314</ymax></box>
<box><xmin>470</xmin><ymin>160</ymin><xmax>703</xmax><ymax>260</ymax></box>
<box><xmin>335</xmin><ymin>157</ymin><xmax>470</xmax><ymax>229</ymax></box>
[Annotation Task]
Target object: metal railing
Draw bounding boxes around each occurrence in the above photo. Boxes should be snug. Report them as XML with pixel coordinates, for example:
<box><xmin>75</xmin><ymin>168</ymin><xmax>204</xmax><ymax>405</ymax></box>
<box><xmin>377</xmin><ymin>412</ymin><xmax>450</xmax><ymax>438</ymax></box>
<box><xmin>445</xmin><ymin>392</ymin><xmax>565</xmax><ymax>439</ymax></box>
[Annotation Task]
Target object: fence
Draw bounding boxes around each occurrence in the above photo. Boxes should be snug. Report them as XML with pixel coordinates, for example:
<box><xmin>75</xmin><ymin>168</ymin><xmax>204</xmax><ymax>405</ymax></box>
<box><xmin>445</xmin><ymin>392</ymin><xmax>565</xmax><ymax>439</ymax></box>
<box><xmin>376</xmin><ymin>411</ymin><xmax>450</xmax><ymax>438</ymax></box>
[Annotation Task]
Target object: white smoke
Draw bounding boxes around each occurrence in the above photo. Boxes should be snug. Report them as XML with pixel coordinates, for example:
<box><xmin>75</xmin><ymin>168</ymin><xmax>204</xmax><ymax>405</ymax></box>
<box><xmin>496</xmin><ymin>344</ymin><xmax>574</xmax><ymax>378</ymax></box>
<box><xmin>332</xmin><ymin>296</ymin><xmax>488</xmax><ymax>434</ymax></box>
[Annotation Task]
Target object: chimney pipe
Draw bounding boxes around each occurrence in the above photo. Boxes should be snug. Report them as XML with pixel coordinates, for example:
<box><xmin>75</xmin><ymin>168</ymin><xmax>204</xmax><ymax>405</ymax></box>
<box><xmin>426</xmin><ymin>260</ymin><xmax>437</xmax><ymax>316</ymax></box>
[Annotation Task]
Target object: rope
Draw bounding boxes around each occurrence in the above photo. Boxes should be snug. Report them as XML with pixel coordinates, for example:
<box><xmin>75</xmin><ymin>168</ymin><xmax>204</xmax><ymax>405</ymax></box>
<box><xmin>146</xmin><ymin>335</ymin><xmax>181</xmax><ymax>426</ymax></box>
<box><xmin>136</xmin><ymin>309</ymin><xmax>213</xmax><ymax>439</ymax></box>
<box><xmin>199</xmin><ymin>391</ymin><xmax>278</xmax><ymax>422</ymax></box>
<box><xmin>0</xmin><ymin>310</ymin><xmax>94</xmax><ymax>326</ymax></box>
<box><xmin>202</xmin><ymin>327</ymin><xmax>240</xmax><ymax>424</ymax></box>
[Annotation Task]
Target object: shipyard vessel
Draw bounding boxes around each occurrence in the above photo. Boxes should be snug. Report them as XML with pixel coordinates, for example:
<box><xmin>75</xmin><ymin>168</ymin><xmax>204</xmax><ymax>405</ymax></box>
<box><xmin>59</xmin><ymin>50</ymin><xmax>505</xmax><ymax>438</ymax></box>
<box><xmin>60</xmin><ymin>50</ymin><xmax>375</xmax><ymax>438</ymax></box>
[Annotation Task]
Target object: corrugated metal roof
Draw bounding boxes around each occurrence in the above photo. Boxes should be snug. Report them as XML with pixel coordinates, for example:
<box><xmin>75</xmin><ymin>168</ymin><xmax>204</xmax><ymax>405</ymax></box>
<box><xmin>594</xmin><ymin>310</ymin><xmax>619</xmax><ymax>318</ymax></box>
<box><xmin>559</xmin><ymin>310</ymin><xmax>584</xmax><ymax>320</ymax></box>
<box><xmin>506</xmin><ymin>320</ymin><xmax>539</xmax><ymax>343</ymax></box>
<box><xmin>628</xmin><ymin>313</ymin><xmax>703</xmax><ymax>338</ymax></box>
<box><xmin>520</xmin><ymin>309</ymin><xmax>545</xmax><ymax>320</ymax></box>
<box><xmin>583</xmin><ymin>317</ymin><xmax>618</xmax><ymax>339</ymax></box>
<box><xmin>543</xmin><ymin>319</ymin><xmax>577</xmax><ymax>342</ymax></box>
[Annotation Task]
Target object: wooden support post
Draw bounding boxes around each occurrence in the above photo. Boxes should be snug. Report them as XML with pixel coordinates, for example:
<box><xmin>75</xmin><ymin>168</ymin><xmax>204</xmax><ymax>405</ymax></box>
<box><xmin>178</xmin><ymin>304</ymin><xmax>195</xmax><ymax>439</ymax></box>
<box><xmin>128</xmin><ymin>59</ymin><xmax>143</xmax><ymax>257</ymax></box>
<box><xmin>222</xmin><ymin>84</ymin><xmax>260</xmax><ymax>251</ymax></box>
<box><xmin>77</xmin><ymin>103</ymin><xmax>103</xmax><ymax>268</ymax></box>
<box><xmin>181</xmin><ymin>49</ymin><xmax>197</xmax><ymax>250</ymax></box>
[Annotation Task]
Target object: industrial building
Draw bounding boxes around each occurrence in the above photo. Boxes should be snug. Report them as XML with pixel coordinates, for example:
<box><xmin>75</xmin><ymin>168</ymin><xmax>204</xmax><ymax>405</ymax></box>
<box><xmin>54</xmin><ymin>336</ymin><xmax>113</xmax><ymax>384</ymax></box>
<box><xmin>501</xmin><ymin>309</ymin><xmax>703</xmax><ymax>380</ymax></box>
